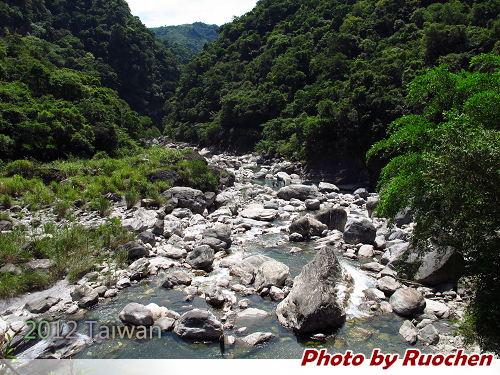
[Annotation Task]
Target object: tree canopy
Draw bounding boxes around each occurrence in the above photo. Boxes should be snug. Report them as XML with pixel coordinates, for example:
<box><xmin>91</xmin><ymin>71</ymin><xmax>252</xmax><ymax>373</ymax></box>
<box><xmin>0</xmin><ymin>0</ymin><xmax>184</xmax><ymax>126</ymax></box>
<box><xmin>367</xmin><ymin>52</ymin><xmax>500</xmax><ymax>354</ymax></box>
<box><xmin>0</xmin><ymin>32</ymin><xmax>147</xmax><ymax>160</ymax></box>
<box><xmin>164</xmin><ymin>0</ymin><xmax>500</xmax><ymax>164</ymax></box>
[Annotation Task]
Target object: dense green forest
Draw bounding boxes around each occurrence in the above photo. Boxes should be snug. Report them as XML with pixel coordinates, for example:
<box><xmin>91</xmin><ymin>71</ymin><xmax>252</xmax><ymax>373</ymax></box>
<box><xmin>150</xmin><ymin>22</ymin><xmax>219</xmax><ymax>56</ymax></box>
<box><xmin>0</xmin><ymin>0</ymin><xmax>183</xmax><ymax>126</ymax></box>
<box><xmin>164</xmin><ymin>0</ymin><xmax>500</xmax><ymax>165</ymax></box>
<box><xmin>0</xmin><ymin>32</ymin><xmax>148</xmax><ymax>160</ymax></box>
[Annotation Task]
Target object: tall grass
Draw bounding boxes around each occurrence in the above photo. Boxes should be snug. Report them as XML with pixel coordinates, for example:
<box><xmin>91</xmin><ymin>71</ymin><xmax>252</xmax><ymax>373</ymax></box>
<box><xmin>0</xmin><ymin>219</ymin><xmax>134</xmax><ymax>298</ymax></box>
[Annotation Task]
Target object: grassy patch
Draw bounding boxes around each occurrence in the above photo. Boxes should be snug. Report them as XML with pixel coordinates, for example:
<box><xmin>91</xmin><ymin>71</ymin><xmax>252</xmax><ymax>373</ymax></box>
<box><xmin>0</xmin><ymin>146</ymin><xmax>219</xmax><ymax>214</ymax></box>
<box><xmin>0</xmin><ymin>219</ymin><xmax>135</xmax><ymax>298</ymax></box>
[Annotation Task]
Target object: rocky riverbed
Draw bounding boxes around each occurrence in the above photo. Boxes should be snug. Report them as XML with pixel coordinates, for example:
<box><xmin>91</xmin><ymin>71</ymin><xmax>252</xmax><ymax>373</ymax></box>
<box><xmin>0</xmin><ymin>143</ymin><xmax>479</xmax><ymax>361</ymax></box>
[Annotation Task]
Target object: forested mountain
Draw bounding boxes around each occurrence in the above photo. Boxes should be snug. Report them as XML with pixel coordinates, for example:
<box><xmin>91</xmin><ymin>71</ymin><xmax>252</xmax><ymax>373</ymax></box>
<box><xmin>164</xmin><ymin>0</ymin><xmax>500</xmax><ymax>167</ymax></box>
<box><xmin>0</xmin><ymin>0</ymin><xmax>183</xmax><ymax>125</ymax></box>
<box><xmin>150</xmin><ymin>22</ymin><xmax>219</xmax><ymax>55</ymax></box>
<box><xmin>0</xmin><ymin>32</ymin><xmax>148</xmax><ymax>160</ymax></box>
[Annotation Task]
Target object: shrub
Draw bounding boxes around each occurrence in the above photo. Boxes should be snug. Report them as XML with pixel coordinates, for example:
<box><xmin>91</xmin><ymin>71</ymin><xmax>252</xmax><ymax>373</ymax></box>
<box><xmin>1</xmin><ymin>194</ymin><xmax>12</xmax><ymax>209</ymax></box>
<box><xmin>4</xmin><ymin>160</ymin><xmax>34</xmax><ymax>177</ymax></box>
<box><xmin>124</xmin><ymin>189</ymin><xmax>140</xmax><ymax>209</ymax></box>
<box><xmin>53</xmin><ymin>200</ymin><xmax>72</xmax><ymax>220</ymax></box>
<box><xmin>89</xmin><ymin>197</ymin><xmax>111</xmax><ymax>216</ymax></box>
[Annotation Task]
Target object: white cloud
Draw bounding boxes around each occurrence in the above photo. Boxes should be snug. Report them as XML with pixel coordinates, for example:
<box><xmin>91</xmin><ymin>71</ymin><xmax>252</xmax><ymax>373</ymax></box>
<box><xmin>125</xmin><ymin>0</ymin><xmax>258</xmax><ymax>27</ymax></box>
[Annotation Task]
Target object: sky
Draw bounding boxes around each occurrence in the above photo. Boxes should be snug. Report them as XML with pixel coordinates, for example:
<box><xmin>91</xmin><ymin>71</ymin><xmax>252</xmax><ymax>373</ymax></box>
<box><xmin>125</xmin><ymin>0</ymin><xmax>259</xmax><ymax>27</ymax></box>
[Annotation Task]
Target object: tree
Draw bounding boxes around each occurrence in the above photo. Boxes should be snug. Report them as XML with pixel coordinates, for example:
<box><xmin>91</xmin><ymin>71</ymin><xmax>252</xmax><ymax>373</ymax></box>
<box><xmin>367</xmin><ymin>53</ymin><xmax>500</xmax><ymax>354</ymax></box>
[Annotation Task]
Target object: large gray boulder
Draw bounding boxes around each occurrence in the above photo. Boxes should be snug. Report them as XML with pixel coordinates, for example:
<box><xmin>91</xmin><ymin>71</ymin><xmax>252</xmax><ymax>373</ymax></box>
<box><xmin>343</xmin><ymin>218</ymin><xmax>376</xmax><ymax>244</ymax></box>
<box><xmin>353</xmin><ymin>188</ymin><xmax>369</xmax><ymax>199</ymax></box>
<box><xmin>289</xmin><ymin>217</ymin><xmax>327</xmax><ymax>238</ymax></box>
<box><xmin>276</xmin><ymin>247</ymin><xmax>350</xmax><ymax>333</ymax></box>
<box><xmin>117</xmin><ymin>241</ymin><xmax>149</xmax><ymax>260</ymax></box>
<box><xmin>366</xmin><ymin>197</ymin><xmax>378</xmax><ymax>218</ymax></box>
<box><xmin>381</xmin><ymin>242</ymin><xmax>410</xmax><ymax>265</ymax></box>
<box><xmin>137</xmin><ymin>231</ymin><xmax>156</xmax><ymax>247</ymax></box>
<box><xmin>376</xmin><ymin>276</ymin><xmax>401</xmax><ymax>295</ymax></box>
<box><xmin>128</xmin><ymin>258</ymin><xmax>150</xmax><ymax>280</ymax></box>
<box><xmin>174</xmin><ymin>309</ymin><xmax>223</xmax><ymax>341</ymax></box>
<box><xmin>253</xmin><ymin>260</ymin><xmax>290</xmax><ymax>291</ymax></box>
<box><xmin>417</xmin><ymin>324</ymin><xmax>439</xmax><ymax>345</ymax></box>
<box><xmin>119</xmin><ymin>303</ymin><xmax>154</xmax><ymax>326</ymax></box>
<box><xmin>151</xmin><ymin>219</ymin><xmax>164</xmax><ymax>236</ymax></box>
<box><xmin>162</xmin><ymin>269</ymin><xmax>193</xmax><ymax>289</ymax></box>
<box><xmin>277</xmin><ymin>184</ymin><xmax>323</xmax><ymax>201</ymax></box>
<box><xmin>385</xmin><ymin>243</ymin><xmax>459</xmax><ymax>286</ymax></box>
<box><xmin>394</xmin><ymin>207</ymin><xmax>412</xmax><ymax>227</ymax></box>
<box><xmin>163</xmin><ymin>220</ymin><xmax>184</xmax><ymax>238</ymax></box>
<box><xmin>230</xmin><ymin>255</ymin><xmax>274</xmax><ymax>285</ymax></box>
<box><xmin>399</xmin><ymin>320</ymin><xmax>418</xmax><ymax>345</ymax></box>
<box><xmin>314</xmin><ymin>208</ymin><xmax>347</xmax><ymax>231</ymax></box>
<box><xmin>186</xmin><ymin>245</ymin><xmax>214</xmax><ymax>270</ymax></box>
<box><xmin>71</xmin><ymin>284</ymin><xmax>99</xmax><ymax>308</ymax></box>
<box><xmin>202</xmin><ymin>224</ymin><xmax>232</xmax><ymax>248</ymax></box>
<box><xmin>242</xmin><ymin>332</ymin><xmax>275</xmax><ymax>346</ymax></box>
<box><xmin>389</xmin><ymin>288</ymin><xmax>426</xmax><ymax>317</ymax></box>
<box><xmin>162</xmin><ymin>187</ymin><xmax>207</xmax><ymax>214</ymax></box>
<box><xmin>26</xmin><ymin>296</ymin><xmax>61</xmax><ymax>313</ymax></box>
<box><xmin>413</xmin><ymin>246</ymin><xmax>458</xmax><ymax>286</ymax></box>
<box><xmin>240</xmin><ymin>204</ymin><xmax>278</xmax><ymax>222</ymax></box>
<box><xmin>205</xmin><ymin>285</ymin><xmax>225</xmax><ymax>306</ymax></box>
<box><xmin>318</xmin><ymin>182</ymin><xmax>339</xmax><ymax>193</ymax></box>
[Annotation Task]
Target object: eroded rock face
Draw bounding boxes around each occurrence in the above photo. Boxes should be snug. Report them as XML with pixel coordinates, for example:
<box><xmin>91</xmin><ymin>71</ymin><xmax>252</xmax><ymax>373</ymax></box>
<box><xmin>173</xmin><ymin>309</ymin><xmax>223</xmax><ymax>341</ymax></box>
<box><xmin>276</xmin><ymin>247</ymin><xmax>350</xmax><ymax>333</ymax></box>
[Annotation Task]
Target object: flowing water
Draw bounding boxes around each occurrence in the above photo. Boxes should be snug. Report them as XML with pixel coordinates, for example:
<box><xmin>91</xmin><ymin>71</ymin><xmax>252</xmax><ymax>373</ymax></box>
<box><xmin>72</xmin><ymin>223</ymin><xmax>434</xmax><ymax>359</ymax></box>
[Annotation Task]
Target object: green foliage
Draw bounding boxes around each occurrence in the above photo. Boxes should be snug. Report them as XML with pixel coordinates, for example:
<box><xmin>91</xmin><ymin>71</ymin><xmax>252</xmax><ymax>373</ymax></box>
<box><xmin>178</xmin><ymin>159</ymin><xmax>219</xmax><ymax>192</ymax></box>
<box><xmin>0</xmin><ymin>219</ymin><xmax>133</xmax><ymax>298</ymax></box>
<box><xmin>0</xmin><ymin>0</ymin><xmax>184</xmax><ymax>127</ymax></box>
<box><xmin>91</xmin><ymin>197</ymin><xmax>111</xmax><ymax>217</ymax></box>
<box><xmin>150</xmin><ymin>22</ymin><xmax>219</xmax><ymax>55</ymax></box>
<box><xmin>0</xmin><ymin>33</ymin><xmax>145</xmax><ymax>161</ymax></box>
<box><xmin>53</xmin><ymin>199</ymin><xmax>72</xmax><ymax>220</ymax></box>
<box><xmin>124</xmin><ymin>189</ymin><xmax>140</xmax><ymax>209</ymax></box>
<box><xmin>1</xmin><ymin>194</ymin><xmax>12</xmax><ymax>209</ymax></box>
<box><xmin>164</xmin><ymin>0</ymin><xmax>500</xmax><ymax>163</ymax></box>
<box><xmin>4</xmin><ymin>160</ymin><xmax>34</xmax><ymax>177</ymax></box>
<box><xmin>367</xmin><ymin>52</ymin><xmax>500</xmax><ymax>354</ymax></box>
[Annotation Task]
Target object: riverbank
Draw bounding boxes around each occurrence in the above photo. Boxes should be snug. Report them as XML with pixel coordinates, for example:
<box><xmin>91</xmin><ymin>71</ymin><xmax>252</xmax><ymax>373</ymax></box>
<box><xmin>0</xmin><ymin>142</ymin><xmax>482</xmax><ymax>361</ymax></box>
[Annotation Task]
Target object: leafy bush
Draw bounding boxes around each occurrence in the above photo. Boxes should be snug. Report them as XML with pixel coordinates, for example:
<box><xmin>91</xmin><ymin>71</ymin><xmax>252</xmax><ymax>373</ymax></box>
<box><xmin>4</xmin><ymin>160</ymin><xmax>34</xmax><ymax>177</ymax></box>
<box><xmin>367</xmin><ymin>53</ymin><xmax>500</xmax><ymax>354</ymax></box>
<box><xmin>178</xmin><ymin>159</ymin><xmax>218</xmax><ymax>192</ymax></box>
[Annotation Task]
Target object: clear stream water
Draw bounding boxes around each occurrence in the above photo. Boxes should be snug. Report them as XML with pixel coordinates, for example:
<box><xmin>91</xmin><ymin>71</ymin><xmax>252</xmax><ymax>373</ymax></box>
<box><xmin>71</xmin><ymin>209</ymin><xmax>437</xmax><ymax>360</ymax></box>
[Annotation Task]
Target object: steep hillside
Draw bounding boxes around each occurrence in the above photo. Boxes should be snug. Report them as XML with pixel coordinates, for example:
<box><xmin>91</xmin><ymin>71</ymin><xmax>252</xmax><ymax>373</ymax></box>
<box><xmin>150</xmin><ymin>22</ymin><xmax>219</xmax><ymax>55</ymax></box>
<box><xmin>0</xmin><ymin>0</ymin><xmax>183</xmax><ymax>125</ymax></box>
<box><xmin>164</xmin><ymin>0</ymin><xmax>500</xmax><ymax>183</ymax></box>
<box><xmin>0</xmin><ymin>33</ymin><xmax>147</xmax><ymax>161</ymax></box>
